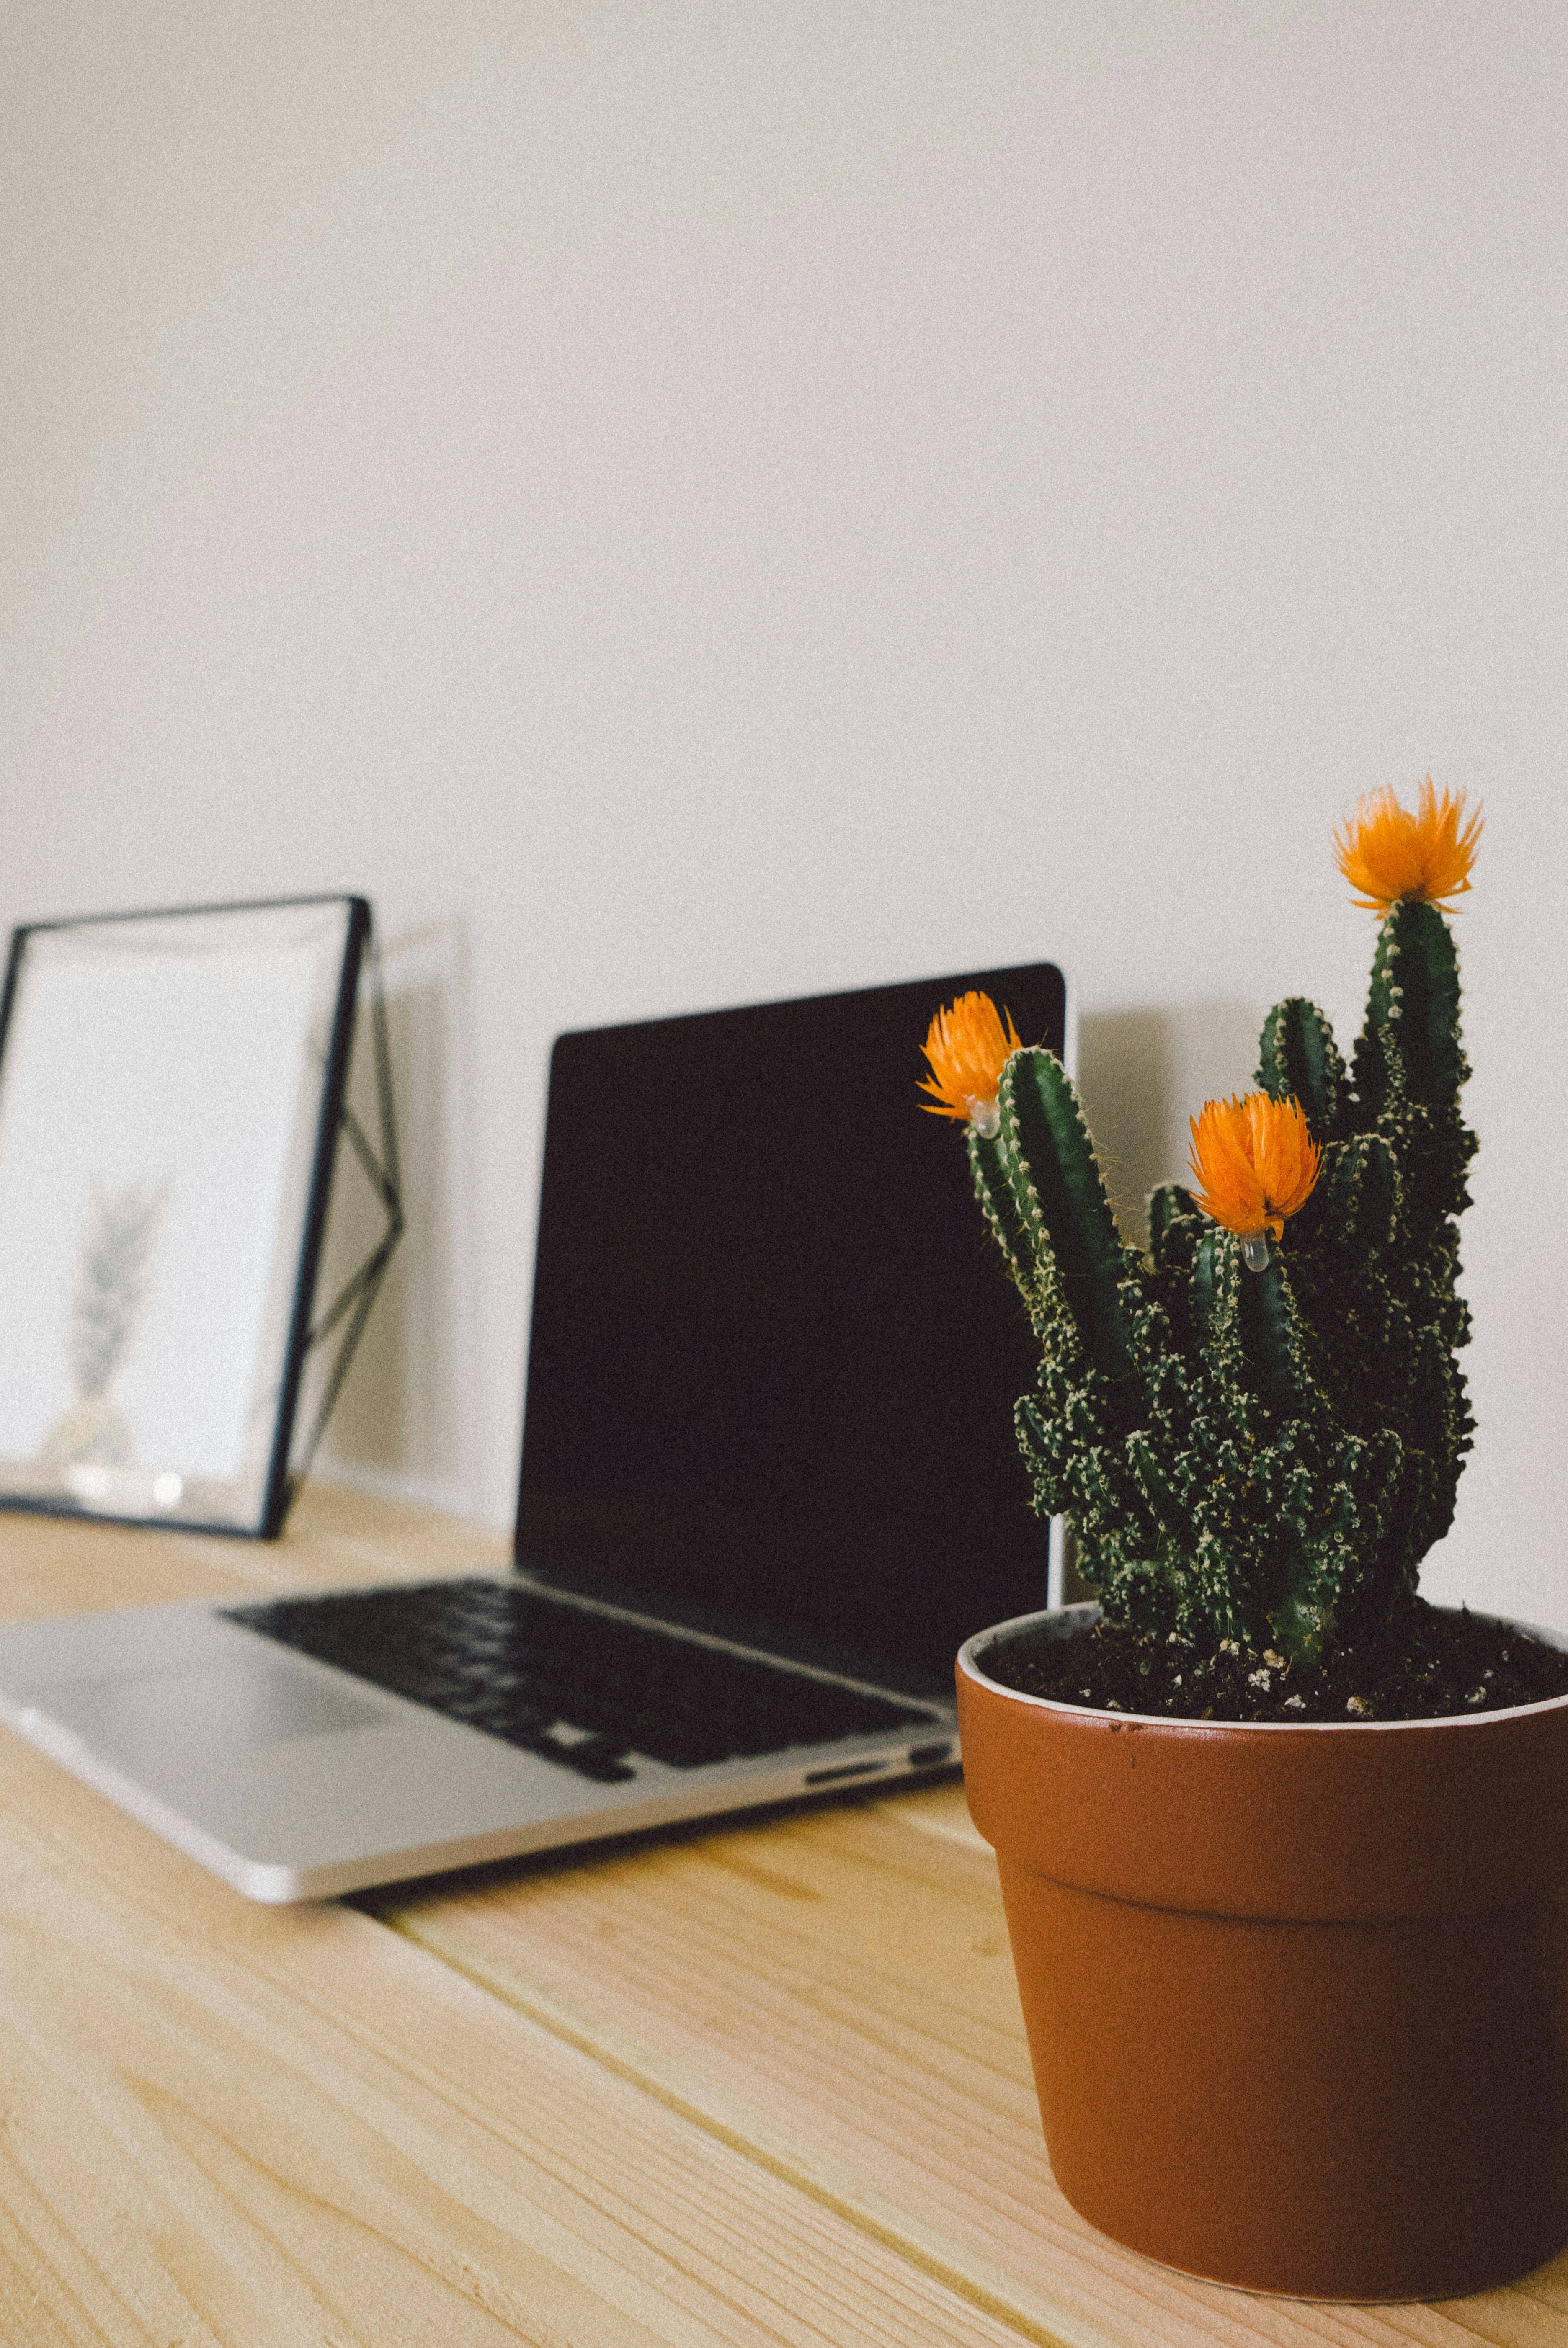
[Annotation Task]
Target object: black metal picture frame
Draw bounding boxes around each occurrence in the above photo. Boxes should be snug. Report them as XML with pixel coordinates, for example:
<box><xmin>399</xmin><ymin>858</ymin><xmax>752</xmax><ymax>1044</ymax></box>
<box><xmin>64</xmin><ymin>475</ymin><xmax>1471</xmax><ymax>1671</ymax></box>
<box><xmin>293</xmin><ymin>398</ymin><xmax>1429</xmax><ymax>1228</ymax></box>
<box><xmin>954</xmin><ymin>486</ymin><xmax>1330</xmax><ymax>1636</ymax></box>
<box><xmin>0</xmin><ymin>894</ymin><xmax>401</xmax><ymax>1538</ymax></box>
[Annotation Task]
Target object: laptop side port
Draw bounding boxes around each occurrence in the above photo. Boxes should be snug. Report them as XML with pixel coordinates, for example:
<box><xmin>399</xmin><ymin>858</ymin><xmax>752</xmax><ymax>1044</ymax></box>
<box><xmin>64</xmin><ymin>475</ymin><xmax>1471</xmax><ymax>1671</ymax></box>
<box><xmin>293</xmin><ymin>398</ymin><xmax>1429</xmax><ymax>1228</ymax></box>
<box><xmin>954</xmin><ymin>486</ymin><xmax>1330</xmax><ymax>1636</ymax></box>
<box><xmin>803</xmin><ymin>1758</ymin><xmax>889</xmax><ymax>1785</ymax></box>
<box><xmin>907</xmin><ymin>1741</ymin><xmax>952</xmax><ymax>1767</ymax></box>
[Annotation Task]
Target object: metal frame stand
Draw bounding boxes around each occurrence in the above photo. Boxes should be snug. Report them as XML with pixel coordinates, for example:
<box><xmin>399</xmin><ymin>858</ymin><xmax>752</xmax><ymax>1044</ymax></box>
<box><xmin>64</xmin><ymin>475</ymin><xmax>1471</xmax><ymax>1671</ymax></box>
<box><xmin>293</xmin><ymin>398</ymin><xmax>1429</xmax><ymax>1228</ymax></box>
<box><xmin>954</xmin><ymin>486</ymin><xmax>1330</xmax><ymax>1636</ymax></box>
<box><xmin>291</xmin><ymin>946</ymin><xmax>405</xmax><ymax>1486</ymax></box>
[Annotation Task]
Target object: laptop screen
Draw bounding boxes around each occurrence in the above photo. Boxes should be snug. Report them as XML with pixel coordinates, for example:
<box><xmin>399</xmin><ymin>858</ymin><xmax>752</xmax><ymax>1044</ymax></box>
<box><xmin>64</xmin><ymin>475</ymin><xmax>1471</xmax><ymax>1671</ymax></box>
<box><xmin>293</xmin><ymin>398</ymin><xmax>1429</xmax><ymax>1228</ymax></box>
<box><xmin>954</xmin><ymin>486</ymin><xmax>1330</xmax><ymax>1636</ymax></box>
<box><xmin>516</xmin><ymin>964</ymin><xmax>1068</xmax><ymax>1699</ymax></box>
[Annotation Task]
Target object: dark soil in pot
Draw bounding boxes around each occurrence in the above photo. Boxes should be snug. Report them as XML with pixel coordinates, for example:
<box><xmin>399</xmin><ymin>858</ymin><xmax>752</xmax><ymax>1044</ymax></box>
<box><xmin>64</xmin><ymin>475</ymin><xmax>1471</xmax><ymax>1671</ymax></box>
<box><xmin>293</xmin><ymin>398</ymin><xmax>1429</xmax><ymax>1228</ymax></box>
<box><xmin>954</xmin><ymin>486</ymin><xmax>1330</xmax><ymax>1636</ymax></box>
<box><xmin>982</xmin><ymin>1596</ymin><xmax>1568</xmax><ymax>1723</ymax></box>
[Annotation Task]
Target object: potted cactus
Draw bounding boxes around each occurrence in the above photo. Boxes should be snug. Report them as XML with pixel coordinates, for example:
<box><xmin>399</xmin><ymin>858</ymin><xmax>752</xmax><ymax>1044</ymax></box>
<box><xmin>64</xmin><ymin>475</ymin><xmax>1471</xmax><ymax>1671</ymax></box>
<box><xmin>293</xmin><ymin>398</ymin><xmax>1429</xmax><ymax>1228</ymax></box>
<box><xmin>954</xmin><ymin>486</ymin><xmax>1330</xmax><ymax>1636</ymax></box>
<box><xmin>926</xmin><ymin>786</ymin><xmax>1568</xmax><ymax>2301</ymax></box>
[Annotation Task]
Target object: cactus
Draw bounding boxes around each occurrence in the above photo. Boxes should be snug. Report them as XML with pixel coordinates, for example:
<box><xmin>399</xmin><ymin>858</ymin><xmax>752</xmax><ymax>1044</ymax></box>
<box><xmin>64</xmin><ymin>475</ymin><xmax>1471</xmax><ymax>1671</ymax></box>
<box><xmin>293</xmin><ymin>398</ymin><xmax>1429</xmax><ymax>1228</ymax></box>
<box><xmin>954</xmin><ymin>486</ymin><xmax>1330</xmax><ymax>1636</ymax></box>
<box><xmin>927</xmin><ymin>784</ymin><xmax>1481</xmax><ymax>1663</ymax></box>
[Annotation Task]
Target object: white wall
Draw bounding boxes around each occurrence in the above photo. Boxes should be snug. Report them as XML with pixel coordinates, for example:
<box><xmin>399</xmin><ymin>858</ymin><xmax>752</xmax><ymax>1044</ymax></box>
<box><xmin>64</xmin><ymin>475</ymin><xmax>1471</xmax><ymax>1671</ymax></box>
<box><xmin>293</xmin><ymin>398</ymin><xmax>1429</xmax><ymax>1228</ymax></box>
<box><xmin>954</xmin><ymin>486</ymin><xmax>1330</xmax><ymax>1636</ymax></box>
<box><xmin>3</xmin><ymin>1</ymin><xmax>1564</xmax><ymax>1625</ymax></box>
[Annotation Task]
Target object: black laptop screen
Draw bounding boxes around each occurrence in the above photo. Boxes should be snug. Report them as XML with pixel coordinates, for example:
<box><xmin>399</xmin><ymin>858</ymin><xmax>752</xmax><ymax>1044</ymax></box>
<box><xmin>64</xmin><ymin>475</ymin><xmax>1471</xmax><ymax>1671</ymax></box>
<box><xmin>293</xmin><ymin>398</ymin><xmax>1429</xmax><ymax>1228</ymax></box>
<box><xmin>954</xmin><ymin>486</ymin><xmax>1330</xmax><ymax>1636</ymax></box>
<box><xmin>515</xmin><ymin>964</ymin><xmax>1067</xmax><ymax>1698</ymax></box>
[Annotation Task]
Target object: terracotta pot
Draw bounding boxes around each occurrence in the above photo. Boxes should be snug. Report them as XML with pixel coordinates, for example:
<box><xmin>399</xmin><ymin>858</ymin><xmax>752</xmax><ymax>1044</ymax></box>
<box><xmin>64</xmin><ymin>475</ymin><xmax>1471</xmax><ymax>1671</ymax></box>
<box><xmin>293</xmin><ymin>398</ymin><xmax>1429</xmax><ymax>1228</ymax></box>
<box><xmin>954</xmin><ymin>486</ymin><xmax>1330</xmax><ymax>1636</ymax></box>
<box><xmin>956</xmin><ymin>1602</ymin><xmax>1568</xmax><ymax>2301</ymax></box>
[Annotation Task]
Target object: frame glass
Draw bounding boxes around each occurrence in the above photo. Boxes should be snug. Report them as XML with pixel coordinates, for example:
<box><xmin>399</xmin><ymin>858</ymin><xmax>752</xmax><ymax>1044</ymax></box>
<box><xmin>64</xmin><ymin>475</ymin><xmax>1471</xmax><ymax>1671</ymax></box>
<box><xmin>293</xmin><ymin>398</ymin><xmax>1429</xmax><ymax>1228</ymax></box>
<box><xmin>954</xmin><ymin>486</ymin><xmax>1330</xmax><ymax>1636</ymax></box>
<box><xmin>0</xmin><ymin>896</ymin><xmax>370</xmax><ymax>1535</ymax></box>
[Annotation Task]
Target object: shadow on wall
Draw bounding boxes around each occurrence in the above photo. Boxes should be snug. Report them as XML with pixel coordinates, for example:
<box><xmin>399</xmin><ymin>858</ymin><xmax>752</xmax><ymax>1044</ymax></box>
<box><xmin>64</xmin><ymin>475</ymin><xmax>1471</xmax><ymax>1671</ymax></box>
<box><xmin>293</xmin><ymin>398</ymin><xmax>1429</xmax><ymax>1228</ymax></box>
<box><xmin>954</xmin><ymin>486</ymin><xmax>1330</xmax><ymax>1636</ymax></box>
<box><xmin>302</xmin><ymin>919</ymin><xmax>485</xmax><ymax>1515</ymax></box>
<box><xmin>1076</xmin><ymin>1002</ymin><xmax>1268</xmax><ymax>1247</ymax></box>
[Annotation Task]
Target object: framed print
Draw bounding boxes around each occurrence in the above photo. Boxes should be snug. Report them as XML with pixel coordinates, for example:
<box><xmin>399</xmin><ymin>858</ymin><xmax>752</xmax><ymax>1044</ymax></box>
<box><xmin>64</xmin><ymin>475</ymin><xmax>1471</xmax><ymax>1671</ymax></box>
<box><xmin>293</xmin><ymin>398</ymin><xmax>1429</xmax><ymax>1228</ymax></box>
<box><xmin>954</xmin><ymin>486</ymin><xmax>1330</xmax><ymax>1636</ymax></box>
<box><xmin>0</xmin><ymin>896</ymin><xmax>371</xmax><ymax>1536</ymax></box>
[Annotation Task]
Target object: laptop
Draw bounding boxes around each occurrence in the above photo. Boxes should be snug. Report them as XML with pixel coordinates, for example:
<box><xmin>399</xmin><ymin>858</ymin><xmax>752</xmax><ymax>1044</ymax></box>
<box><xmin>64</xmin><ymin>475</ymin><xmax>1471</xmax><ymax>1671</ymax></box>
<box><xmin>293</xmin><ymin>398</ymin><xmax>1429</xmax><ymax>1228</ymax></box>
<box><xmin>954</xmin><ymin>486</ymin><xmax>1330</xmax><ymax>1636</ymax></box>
<box><xmin>0</xmin><ymin>962</ymin><xmax>1067</xmax><ymax>1901</ymax></box>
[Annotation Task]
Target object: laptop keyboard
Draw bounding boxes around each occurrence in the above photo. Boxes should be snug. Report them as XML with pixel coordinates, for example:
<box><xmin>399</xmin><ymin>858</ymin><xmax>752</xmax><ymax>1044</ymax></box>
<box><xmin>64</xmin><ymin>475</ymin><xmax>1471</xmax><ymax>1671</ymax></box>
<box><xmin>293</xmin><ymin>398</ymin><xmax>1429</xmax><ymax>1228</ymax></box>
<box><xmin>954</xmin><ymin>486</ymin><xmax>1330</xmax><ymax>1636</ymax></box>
<box><xmin>224</xmin><ymin>1578</ymin><xmax>933</xmax><ymax>1783</ymax></box>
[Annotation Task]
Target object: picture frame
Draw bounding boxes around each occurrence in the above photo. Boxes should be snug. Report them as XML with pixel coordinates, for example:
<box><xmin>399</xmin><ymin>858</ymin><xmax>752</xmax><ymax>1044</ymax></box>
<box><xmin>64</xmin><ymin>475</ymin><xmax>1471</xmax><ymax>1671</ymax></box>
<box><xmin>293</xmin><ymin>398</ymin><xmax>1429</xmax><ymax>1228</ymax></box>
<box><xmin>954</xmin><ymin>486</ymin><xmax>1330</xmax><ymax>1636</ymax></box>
<box><xmin>0</xmin><ymin>894</ymin><xmax>390</xmax><ymax>1536</ymax></box>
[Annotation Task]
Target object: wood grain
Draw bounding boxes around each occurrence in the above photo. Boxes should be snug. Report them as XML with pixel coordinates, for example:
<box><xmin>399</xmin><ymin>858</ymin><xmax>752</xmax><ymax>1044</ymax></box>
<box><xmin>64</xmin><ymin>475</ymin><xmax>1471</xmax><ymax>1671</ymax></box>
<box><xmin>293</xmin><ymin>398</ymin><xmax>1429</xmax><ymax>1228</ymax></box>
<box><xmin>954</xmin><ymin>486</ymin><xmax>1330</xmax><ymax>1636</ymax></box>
<box><xmin>0</xmin><ymin>1732</ymin><xmax>1045</xmax><ymax>2347</ymax></box>
<box><xmin>4</xmin><ymin>1487</ymin><xmax>1564</xmax><ymax>2345</ymax></box>
<box><xmin>379</xmin><ymin>1786</ymin><xmax>1568</xmax><ymax>2348</ymax></box>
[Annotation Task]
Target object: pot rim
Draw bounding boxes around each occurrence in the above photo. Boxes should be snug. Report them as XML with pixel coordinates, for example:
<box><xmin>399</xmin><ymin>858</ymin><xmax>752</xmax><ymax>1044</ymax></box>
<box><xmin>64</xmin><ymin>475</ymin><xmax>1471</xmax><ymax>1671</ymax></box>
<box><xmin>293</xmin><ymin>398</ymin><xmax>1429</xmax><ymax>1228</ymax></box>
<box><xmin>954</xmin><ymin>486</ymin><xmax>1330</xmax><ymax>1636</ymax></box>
<box><xmin>957</xmin><ymin>1600</ymin><xmax>1568</xmax><ymax>1734</ymax></box>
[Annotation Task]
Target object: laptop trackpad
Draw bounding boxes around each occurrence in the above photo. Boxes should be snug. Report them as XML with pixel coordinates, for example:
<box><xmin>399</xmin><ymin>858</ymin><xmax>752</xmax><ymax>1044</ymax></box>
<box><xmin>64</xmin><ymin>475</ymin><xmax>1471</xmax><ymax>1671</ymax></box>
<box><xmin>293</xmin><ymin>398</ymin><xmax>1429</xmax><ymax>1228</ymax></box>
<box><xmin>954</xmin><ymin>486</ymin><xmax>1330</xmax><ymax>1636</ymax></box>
<box><xmin>32</xmin><ymin>1657</ymin><xmax>391</xmax><ymax>1775</ymax></box>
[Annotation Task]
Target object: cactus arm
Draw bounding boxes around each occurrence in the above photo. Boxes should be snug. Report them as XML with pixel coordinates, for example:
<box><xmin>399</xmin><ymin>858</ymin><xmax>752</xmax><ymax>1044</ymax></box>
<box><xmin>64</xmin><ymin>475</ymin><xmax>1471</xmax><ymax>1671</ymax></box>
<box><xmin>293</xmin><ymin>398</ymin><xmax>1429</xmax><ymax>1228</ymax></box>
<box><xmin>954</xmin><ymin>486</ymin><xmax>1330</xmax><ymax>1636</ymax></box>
<box><xmin>1353</xmin><ymin>897</ymin><xmax>1467</xmax><ymax>1124</ymax></box>
<box><xmin>1320</xmin><ymin>1133</ymin><xmax>1399</xmax><ymax>1256</ymax></box>
<box><xmin>1125</xmin><ymin>1428</ymin><xmax>1191</xmax><ymax>1548</ymax></box>
<box><xmin>1148</xmin><ymin>1183</ymin><xmax>1199</xmax><ymax>1263</ymax></box>
<box><xmin>965</xmin><ymin>1125</ymin><xmax>1034</xmax><ymax>1293</ymax></box>
<box><xmin>999</xmin><ymin>1049</ymin><xmax>1133</xmax><ymax>1382</ymax></box>
<box><xmin>1364</xmin><ymin>898</ymin><xmax>1465</xmax><ymax>1110</ymax></box>
<box><xmin>1192</xmin><ymin>1228</ymin><xmax>1226</xmax><ymax>1358</ymax></box>
<box><xmin>1257</xmin><ymin>997</ymin><xmax>1347</xmax><ymax>1141</ymax></box>
<box><xmin>1145</xmin><ymin>1185</ymin><xmax>1203</xmax><ymax>1351</ymax></box>
<box><xmin>1194</xmin><ymin>1225</ymin><xmax>1312</xmax><ymax>1420</ymax></box>
<box><xmin>1242</xmin><ymin>1255</ymin><xmax>1312</xmax><ymax>1418</ymax></box>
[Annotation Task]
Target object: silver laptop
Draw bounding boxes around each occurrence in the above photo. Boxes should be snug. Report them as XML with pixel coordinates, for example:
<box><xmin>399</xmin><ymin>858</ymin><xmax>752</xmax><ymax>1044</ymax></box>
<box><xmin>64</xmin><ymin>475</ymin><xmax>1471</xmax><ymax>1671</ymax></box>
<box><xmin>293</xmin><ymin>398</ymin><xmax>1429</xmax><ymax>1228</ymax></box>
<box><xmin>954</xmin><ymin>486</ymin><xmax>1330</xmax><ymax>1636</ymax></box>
<box><xmin>0</xmin><ymin>965</ymin><xmax>1067</xmax><ymax>1901</ymax></box>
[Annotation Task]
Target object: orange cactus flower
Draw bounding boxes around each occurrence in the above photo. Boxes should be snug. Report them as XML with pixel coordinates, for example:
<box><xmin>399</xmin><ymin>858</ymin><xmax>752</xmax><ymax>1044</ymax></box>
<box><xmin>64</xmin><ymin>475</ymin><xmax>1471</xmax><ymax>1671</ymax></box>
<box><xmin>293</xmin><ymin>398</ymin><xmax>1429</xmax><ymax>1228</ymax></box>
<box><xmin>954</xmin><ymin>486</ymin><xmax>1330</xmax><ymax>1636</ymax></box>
<box><xmin>919</xmin><ymin>992</ymin><xmax>1022</xmax><ymax>1134</ymax></box>
<box><xmin>1188</xmin><ymin>1092</ymin><xmax>1320</xmax><ymax>1245</ymax></box>
<box><xmin>1333</xmin><ymin>778</ymin><xmax>1482</xmax><ymax>915</ymax></box>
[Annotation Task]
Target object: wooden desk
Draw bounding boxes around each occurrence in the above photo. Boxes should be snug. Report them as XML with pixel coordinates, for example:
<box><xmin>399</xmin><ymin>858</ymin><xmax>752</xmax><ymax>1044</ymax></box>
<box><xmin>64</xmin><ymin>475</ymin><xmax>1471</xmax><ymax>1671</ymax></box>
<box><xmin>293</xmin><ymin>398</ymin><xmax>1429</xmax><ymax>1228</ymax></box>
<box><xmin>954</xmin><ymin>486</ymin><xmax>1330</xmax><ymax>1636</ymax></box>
<box><xmin>0</xmin><ymin>1486</ymin><xmax>1560</xmax><ymax>2345</ymax></box>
